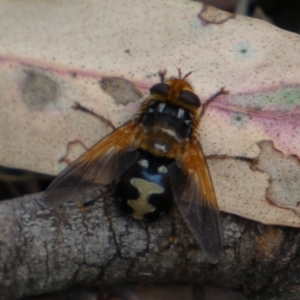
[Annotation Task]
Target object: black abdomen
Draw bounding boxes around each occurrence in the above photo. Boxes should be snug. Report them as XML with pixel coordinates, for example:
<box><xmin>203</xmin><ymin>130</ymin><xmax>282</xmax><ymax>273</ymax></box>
<box><xmin>114</xmin><ymin>150</ymin><xmax>174</xmax><ymax>221</ymax></box>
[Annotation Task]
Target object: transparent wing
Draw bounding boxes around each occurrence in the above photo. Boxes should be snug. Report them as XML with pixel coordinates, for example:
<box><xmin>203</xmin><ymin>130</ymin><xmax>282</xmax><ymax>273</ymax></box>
<box><xmin>44</xmin><ymin>120</ymin><xmax>140</xmax><ymax>206</ymax></box>
<box><xmin>169</xmin><ymin>137</ymin><xmax>223</xmax><ymax>263</ymax></box>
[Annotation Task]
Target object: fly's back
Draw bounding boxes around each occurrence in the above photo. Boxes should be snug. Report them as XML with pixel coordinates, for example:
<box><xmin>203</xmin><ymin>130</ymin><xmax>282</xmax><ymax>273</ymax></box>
<box><xmin>115</xmin><ymin>75</ymin><xmax>203</xmax><ymax>221</ymax></box>
<box><xmin>138</xmin><ymin>77</ymin><xmax>201</xmax><ymax>158</ymax></box>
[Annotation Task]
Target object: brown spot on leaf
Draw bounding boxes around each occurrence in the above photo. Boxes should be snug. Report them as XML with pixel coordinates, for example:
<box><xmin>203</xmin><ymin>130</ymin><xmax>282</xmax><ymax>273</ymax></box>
<box><xmin>22</xmin><ymin>70</ymin><xmax>59</xmax><ymax>111</ymax></box>
<box><xmin>59</xmin><ymin>140</ymin><xmax>88</xmax><ymax>165</ymax></box>
<box><xmin>198</xmin><ymin>4</ymin><xmax>234</xmax><ymax>25</ymax></box>
<box><xmin>99</xmin><ymin>77</ymin><xmax>142</xmax><ymax>105</ymax></box>
<box><xmin>254</xmin><ymin>141</ymin><xmax>300</xmax><ymax>216</ymax></box>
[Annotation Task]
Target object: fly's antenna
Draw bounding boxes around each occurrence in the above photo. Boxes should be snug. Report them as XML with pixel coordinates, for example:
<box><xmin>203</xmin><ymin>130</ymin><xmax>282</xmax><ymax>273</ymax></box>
<box><xmin>158</xmin><ymin>70</ymin><xmax>167</xmax><ymax>83</ymax></box>
<box><xmin>182</xmin><ymin>71</ymin><xmax>192</xmax><ymax>80</ymax></box>
<box><xmin>171</xmin><ymin>64</ymin><xmax>183</xmax><ymax>79</ymax></box>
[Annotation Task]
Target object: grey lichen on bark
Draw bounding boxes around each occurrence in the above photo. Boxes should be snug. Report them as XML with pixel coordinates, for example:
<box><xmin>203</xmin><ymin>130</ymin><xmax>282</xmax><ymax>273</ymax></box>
<box><xmin>0</xmin><ymin>192</ymin><xmax>300</xmax><ymax>300</ymax></box>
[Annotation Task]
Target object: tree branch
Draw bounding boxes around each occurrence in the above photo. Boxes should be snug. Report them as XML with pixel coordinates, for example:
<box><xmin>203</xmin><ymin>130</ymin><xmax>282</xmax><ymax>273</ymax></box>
<box><xmin>0</xmin><ymin>192</ymin><xmax>300</xmax><ymax>300</ymax></box>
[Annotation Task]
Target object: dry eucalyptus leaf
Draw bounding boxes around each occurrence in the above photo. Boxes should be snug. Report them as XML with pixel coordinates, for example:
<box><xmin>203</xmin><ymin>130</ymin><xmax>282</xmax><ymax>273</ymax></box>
<box><xmin>0</xmin><ymin>0</ymin><xmax>300</xmax><ymax>227</ymax></box>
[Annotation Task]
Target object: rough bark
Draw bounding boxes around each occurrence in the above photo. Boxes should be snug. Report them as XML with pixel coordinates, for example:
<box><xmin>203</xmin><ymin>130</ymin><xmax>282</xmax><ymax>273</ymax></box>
<box><xmin>0</xmin><ymin>192</ymin><xmax>300</xmax><ymax>300</ymax></box>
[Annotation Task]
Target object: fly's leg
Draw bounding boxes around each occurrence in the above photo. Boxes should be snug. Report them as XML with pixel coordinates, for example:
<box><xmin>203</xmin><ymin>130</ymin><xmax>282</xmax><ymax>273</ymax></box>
<box><xmin>79</xmin><ymin>184</ymin><xmax>113</xmax><ymax>211</ymax></box>
<box><xmin>200</xmin><ymin>87</ymin><xmax>229</xmax><ymax>118</ymax></box>
<box><xmin>73</xmin><ymin>102</ymin><xmax>116</xmax><ymax>130</ymax></box>
<box><xmin>206</xmin><ymin>155</ymin><xmax>258</xmax><ymax>166</ymax></box>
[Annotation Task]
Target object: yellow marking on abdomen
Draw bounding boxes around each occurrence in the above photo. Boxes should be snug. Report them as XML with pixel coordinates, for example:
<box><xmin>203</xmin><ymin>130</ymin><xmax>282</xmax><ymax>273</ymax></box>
<box><xmin>128</xmin><ymin>178</ymin><xmax>164</xmax><ymax>220</ymax></box>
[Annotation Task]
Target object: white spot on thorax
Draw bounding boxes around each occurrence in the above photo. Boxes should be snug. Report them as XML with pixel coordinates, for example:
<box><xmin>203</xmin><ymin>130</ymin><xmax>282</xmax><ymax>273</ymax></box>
<box><xmin>177</xmin><ymin>108</ymin><xmax>185</xmax><ymax>119</ymax></box>
<box><xmin>154</xmin><ymin>143</ymin><xmax>167</xmax><ymax>152</ymax></box>
<box><xmin>161</xmin><ymin>128</ymin><xmax>176</xmax><ymax>138</ymax></box>
<box><xmin>158</xmin><ymin>103</ymin><xmax>166</xmax><ymax>112</ymax></box>
<box><xmin>159</xmin><ymin>128</ymin><xmax>182</xmax><ymax>143</ymax></box>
